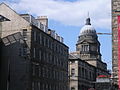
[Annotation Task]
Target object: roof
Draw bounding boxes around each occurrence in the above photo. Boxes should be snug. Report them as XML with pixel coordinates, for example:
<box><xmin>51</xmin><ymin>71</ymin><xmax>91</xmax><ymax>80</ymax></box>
<box><xmin>69</xmin><ymin>52</ymin><xmax>80</xmax><ymax>59</ymax></box>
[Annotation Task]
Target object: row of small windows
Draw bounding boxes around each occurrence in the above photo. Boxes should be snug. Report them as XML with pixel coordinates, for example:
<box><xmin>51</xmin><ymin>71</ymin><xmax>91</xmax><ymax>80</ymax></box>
<box><xmin>32</xmin><ymin>64</ymin><xmax>68</xmax><ymax>81</ymax></box>
<box><xmin>22</xmin><ymin>29</ymin><xmax>68</xmax><ymax>56</ymax></box>
<box><xmin>96</xmin><ymin>69</ymin><xmax>108</xmax><ymax>77</ymax></box>
<box><xmin>80</xmin><ymin>67</ymin><xmax>95</xmax><ymax>80</ymax></box>
<box><xmin>80</xmin><ymin>45</ymin><xmax>97</xmax><ymax>52</ymax></box>
<box><xmin>33</xmin><ymin>31</ymin><xmax>68</xmax><ymax>56</ymax></box>
<box><xmin>33</xmin><ymin>48</ymin><xmax>67</xmax><ymax>69</ymax></box>
<box><xmin>71</xmin><ymin>68</ymin><xmax>95</xmax><ymax>81</ymax></box>
<box><xmin>32</xmin><ymin>81</ymin><xmax>68</xmax><ymax>90</ymax></box>
<box><xmin>71</xmin><ymin>61</ymin><xmax>95</xmax><ymax>71</ymax></box>
<box><xmin>78</xmin><ymin>62</ymin><xmax>95</xmax><ymax>71</ymax></box>
<box><xmin>81</xmin><ymin>45</ymin><xmax>89</xmax><ymax>51</ymax></box>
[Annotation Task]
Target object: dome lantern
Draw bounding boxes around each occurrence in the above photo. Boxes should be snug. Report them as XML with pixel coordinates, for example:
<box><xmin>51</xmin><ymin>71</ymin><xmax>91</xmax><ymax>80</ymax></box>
<box><xmin>85</xmin><ymin>17</ymin><xmax>91</xmax><ymax>25</ymax></box>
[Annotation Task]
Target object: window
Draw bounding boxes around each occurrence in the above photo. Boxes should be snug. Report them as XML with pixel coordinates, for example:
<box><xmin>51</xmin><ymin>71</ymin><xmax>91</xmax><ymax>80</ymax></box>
<box><xmin>49</xmin><ymin>40</ymin><xmax>51</xmax><ymax>49</ymax></box>
<box><xmin>46</xmin><ymin>53</ymin><xmax>48</xmax><ymax>63</ymax></box>
<box><xmin>71</xmin><ymin>87</ymin><xmax>75</xmax><ymax>90</ymax></box>
<box><xmin>42</xmin><ymin>67</ymin><xmax>45</xmax><ymax>77</ymax></box>
<box><xmin>32</xmin><ymin>82</ymin><xmax>35</xmax><ymax>90</ymax></box>
<box><xmin>43</xmin><ymin>52</ymin><xmax>46</xmax><ymax>61</ymax></box>
<box><xmin>2</xmin><ymin>38</ymin><xmax>10</xmax><ymax>45</ymax></box>
<box><xmin>32</xmin><ymin>65</ymin><xmax>35</xmax><ymax>76</ymax></box>
<box><xmin>49</xmin><ymin>84</ymin><xmax>51</xmax><ymax>90</ymax></box>
<box><xmin>44</xmin><ymin>37</ymin><xmax>46</xmax><ymax>46</ymax></box>
<box><xmin>46</xmin><ymin>84</ymin><xmax>48</xmax><ymax>90</ymax></box>
<box><xmin>71</xmin><ymin>68</ymin><xmax>75</xmax><ymax>76</ymax></box>
<box><xmin>33</xmin><ymin>48</ymin><xmax>36</xmax><ymax>58</ymax></box>
<box><xmin>53</xmin><ymin>70</ymin><xmax>55</xmax><ymax>79</ymax></box>
<box><xmin>39</xmin><ymin>33</ymin><xmax>42</xmax><ymax>44</ymax></box>
<box><xmin>39</xmin><ymin>50</ymin><xmax>41</xmax><ymax>60</ymax></box>
<box><xmin>85</xmin><ymin>69</ymin><xmax>87</xmax><ymax>78</ymax></box>
<box><xmin>34</xmin><ymin>31</ymin><xmax>36</xmax><ymax>41</ymax></box>
<box><xmin>50</xmin><ymin>42</ymin><xmax>52</xmax><ymax>49</ymax></box>
<box><xmin>8</xmin><ymin>35</ymin><xmax>16</xmax><ymax>43</ymax></box>
<box><xmin>23</xmin><ymin>29</ymin><xmax>27</xmax><ymax>40</ymax></box>
<box><xmin>85</xmin><ymin>45</ymin><xmax>89</xmax><ymax>51</ymax></box>
<box><xmin>38</xmin><ymin>82</ymin><xmax>40</xmax><ymax>90</ymax></box>
<box><xmin>35</xmin><ymin>66</ymin><xmax>39</xmax><ymax>77</ymax></box>
<box><xmin>78</xmin><ymin>67</ymin><xmax>81</xmax><ymax>77</ymax></box>
<box><xmin>49</xmin><ymin>54</ymin><xmax>52</xmax><ymax>63</ymax></box>
<box><xmin>82</xmin><ymin>68</ymin><xmax>84</xmax><ymax>77</ymax></box>
<box><xmin>34</xmin><ymin>81</ymin><xmax>38</xmax><ymax>90</ymax></box>
<box><xmin>46</xmin><ymin>68</ymin><xmax>48</xmax><ymax>78</ymax></box>
<box><xmin>42</xmin><ymin>83</ymin><xmax>44</xmax><ymax>90</ymax></box>
<box><xmin>81</xmin><ymin>45</ymin><xmax>89</xmax><ymax>51</ymax></box>
<box><xmin>39</xmin><ymin>66</ymin><xmax>41</xmax><ymax>77</ymax></box>
<box><xmin>19</xmin><ymin>46</ymin><xmax>27</xmax><ymax>57</ymax></box>
<box><xmin>23</xmin><ymin>45</ymin><xmax>27</xmax><ymax>56</ymax></box>
<box><xmin>90</xmin><ymin>72</ymin><xmax>92</xmax><ymax>79</ymax></box>
<box><xmin>48</xmin><ymin>39</ymin><xmax>49</xmax><ymax>48</ymax></box>
<box><xmin>54</xmin><ymin>44</ymin><xmax>56</xmax><ymax>51</ymax></box>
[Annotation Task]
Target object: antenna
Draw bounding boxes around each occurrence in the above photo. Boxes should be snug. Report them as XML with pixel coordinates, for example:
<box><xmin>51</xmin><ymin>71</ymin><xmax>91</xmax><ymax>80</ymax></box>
<box><xmin>87</xmin><ymin>12</ymin><xmax>90</xmax><ymax>18</ymax></box>
<box><xmin>85</xmin><ymin>12</ymin><xmax>91</xmax><ymax>25</ymax></box>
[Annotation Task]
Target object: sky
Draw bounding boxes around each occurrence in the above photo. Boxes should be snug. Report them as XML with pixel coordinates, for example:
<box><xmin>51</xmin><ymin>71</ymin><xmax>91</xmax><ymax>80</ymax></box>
<box><xmin>0</xmin><ymin>0</ymin><xmax>112</xmax><ymax>70</ymax></box>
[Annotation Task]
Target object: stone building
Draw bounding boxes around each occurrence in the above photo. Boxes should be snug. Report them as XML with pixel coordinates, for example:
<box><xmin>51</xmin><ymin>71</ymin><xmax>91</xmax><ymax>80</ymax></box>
<box><xmin>0</xmin><ymin>3</ymin><xmax>68</xmax><ymax>90</ymax></box>
<box><xmin>69</xmin><ymin>55</ymin><xmax>96</xmax><ymax>90</ymax></box>
<box><xmin>69</xmin><ymin>17</ymin><xmax>110</xmax><ymax>90</ymax></box>
<box><xmin>112</xmin><ymin>0</ymin><xmax>120</xmax><ymax>86</ymax></box>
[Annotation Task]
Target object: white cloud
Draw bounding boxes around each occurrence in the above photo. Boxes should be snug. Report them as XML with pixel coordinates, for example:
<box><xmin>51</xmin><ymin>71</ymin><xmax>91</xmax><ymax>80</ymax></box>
<box><xmin>9</xmin><ymin>0</ymin><xmax>111</xmax><ymax>30</ymax></box>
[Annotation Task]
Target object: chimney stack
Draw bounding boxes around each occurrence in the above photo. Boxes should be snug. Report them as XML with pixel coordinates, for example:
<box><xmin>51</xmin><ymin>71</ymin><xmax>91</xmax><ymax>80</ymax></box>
<box><xmin>37</xmin><ymin>16</ymin><xmax>48</xmax><ymax>27</ymax></box>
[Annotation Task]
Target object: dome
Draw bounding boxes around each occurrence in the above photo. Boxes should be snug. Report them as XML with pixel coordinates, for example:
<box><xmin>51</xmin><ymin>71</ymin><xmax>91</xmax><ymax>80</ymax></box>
<box><xmin>80</xmin><ymin>17</ymin><xmax>97</xmax><ymax>36</ymax></box>
<box><xmin>80</xmin><ymin>25</ymin><xmax>96</xmax><ymax>35</ymax></box>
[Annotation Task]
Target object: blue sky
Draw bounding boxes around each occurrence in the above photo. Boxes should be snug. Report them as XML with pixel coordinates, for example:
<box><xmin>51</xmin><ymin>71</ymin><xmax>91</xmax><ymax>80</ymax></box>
<box><xmin>0</xmin><ymin>0</ymin><xmax>112</xmax><ymax>70</ymax></box>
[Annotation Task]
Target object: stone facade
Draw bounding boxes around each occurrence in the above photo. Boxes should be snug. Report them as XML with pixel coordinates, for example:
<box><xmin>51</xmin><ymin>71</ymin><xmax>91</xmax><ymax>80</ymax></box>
<box><xmin>69</xmin><ymin>57</ymin><xmax>96</xmax><ymax>90</ymax></box>
<box><xmin>0</xmin><ymin>3</ymin><xmax>68</xmax><ymax>90</ymax></box>
<box><xmin>112</xmin><ymin>0</ymin><xmax>120</xmax><ymax>85</ymax></box>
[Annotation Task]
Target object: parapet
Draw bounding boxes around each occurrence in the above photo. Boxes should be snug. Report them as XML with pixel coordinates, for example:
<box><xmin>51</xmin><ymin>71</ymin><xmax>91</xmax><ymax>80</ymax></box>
<box><xmin>20</xmin><ymin>14</ymin><xmax>64</xmax><ymax>43</ymax></box>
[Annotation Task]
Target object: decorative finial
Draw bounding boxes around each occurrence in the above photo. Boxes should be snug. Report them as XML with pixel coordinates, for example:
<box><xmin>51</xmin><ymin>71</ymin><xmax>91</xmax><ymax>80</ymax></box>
<box><xmin>85</xmin><ymin>12</ymin><xmax>91</xmax><ymax>25</ymax></box>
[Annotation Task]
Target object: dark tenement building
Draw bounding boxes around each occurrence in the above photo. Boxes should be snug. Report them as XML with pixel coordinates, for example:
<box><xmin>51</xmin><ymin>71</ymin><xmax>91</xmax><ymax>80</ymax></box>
<box><xmin>0</xmin><ymin>14</ymin><xmax>10</xmax><ymax>90</ymax></box>
<box><xmin>0</xmin><ymin>3</ymin><xmax>68</xmax><ymax>90</ymax></box>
